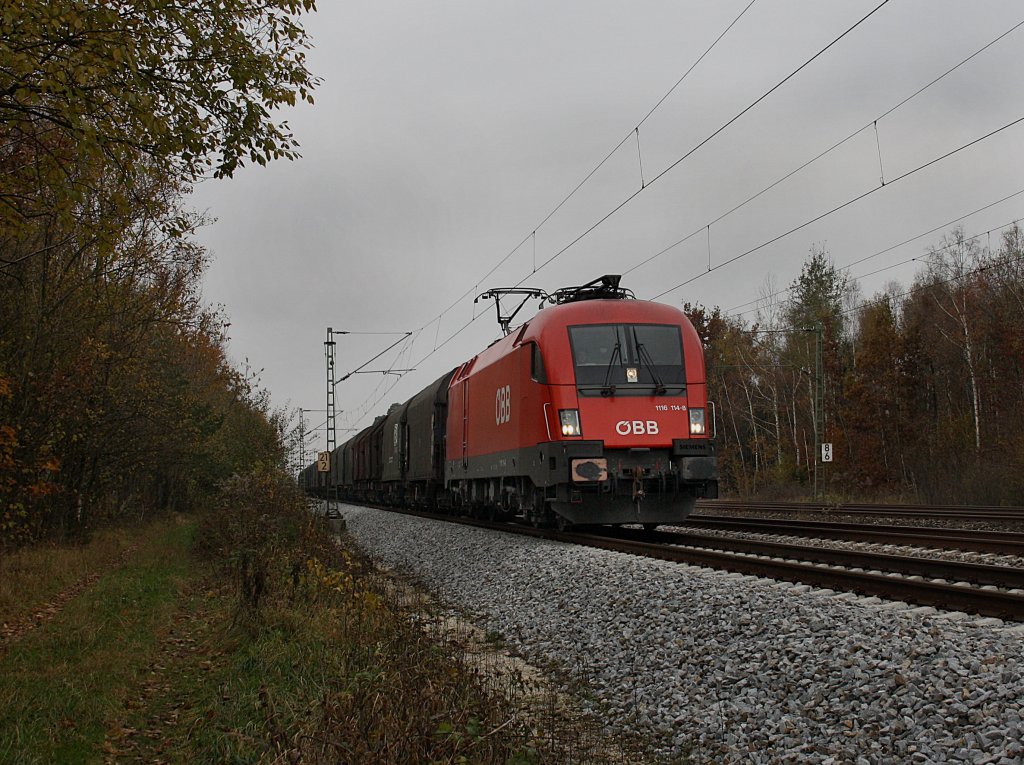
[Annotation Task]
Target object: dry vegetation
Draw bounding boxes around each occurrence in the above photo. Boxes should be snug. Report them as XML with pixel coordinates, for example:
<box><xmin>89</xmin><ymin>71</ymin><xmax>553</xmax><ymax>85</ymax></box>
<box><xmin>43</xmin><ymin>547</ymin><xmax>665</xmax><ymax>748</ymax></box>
<box><xmin>0</xmin><ymin>525</ymin><xmax>140</xmax><ymax>640</ymax></box>
<box><xmin>0</xmin><ymin>468</ymin><xmax>666</xmax><ymax>764</ymax></box>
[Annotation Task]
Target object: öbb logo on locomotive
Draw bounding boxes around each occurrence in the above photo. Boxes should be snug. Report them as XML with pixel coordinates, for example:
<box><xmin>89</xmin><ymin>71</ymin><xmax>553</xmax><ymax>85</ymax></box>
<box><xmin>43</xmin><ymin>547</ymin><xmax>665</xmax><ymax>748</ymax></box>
<box><xmin>303</xmin><ymin>275</ymin><xmax>718</xmax><ymax>528</ymax></box>
<box><xmin>615</xmin><ymin>419</ymin><xmax>660</xmax><ymax>435</ymax></box>
<box><xmin>495</xmin><ymin>384</ymin><xmax>511</xmax><ymax>425</ymax></box>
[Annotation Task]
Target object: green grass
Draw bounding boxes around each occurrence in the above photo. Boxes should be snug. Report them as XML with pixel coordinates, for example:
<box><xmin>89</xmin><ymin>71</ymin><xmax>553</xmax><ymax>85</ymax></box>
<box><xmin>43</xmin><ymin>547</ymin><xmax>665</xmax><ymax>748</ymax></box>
<box><xmin>0</xmin><ymin>509</ymin><xmax>543</xmax><ymax>764</ymax></box>
<box><xmin>0</xmin><ymin>524</ymin><xmax>142</xmax><ymax>628</ymax></box>
<box><xmin>0</xmin><ymin>475</ymin><xmax>666</xmax><ymax>764</ymax></box>
<box><xmin>0</xmin><ymin>518</ymin><xmax>192</xmax><ymax>764</ymax></box>
<box><xmin>0</xmin><ymin>509</ymin><xmax>535</xmax><ymax>764</ymax></box>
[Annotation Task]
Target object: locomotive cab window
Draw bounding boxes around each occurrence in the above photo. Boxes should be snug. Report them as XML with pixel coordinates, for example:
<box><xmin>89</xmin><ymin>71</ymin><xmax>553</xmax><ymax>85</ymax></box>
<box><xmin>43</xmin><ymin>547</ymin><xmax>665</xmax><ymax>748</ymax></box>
<box><xmin>530</xmin><ymin>342</ymin><xmax>547</xmax><ymax>383</ymax></box>
<box><xmin>569</xmin><ymin>324</ymin><xmax>685</xmax><ymax>396</ymax></box>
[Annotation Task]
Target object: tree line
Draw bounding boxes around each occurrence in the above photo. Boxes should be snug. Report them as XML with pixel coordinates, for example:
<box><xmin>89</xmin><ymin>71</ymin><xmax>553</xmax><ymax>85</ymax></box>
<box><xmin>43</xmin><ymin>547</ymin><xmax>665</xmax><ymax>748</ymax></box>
<box><xmin>688</xmin><ymin>226</ymin><xmax>1024</xmax><ymax>505</ymax></box>
<box><xmin>1</xmin><ymin>1</ymin><xmax>319</xmax><ymax>547</ymax></box>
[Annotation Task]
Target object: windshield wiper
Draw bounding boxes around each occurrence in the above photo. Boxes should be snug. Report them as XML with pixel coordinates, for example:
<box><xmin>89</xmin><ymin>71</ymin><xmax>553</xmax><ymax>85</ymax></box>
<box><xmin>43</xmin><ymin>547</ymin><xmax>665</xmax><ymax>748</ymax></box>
<box><xmin>632</xmin><ymin>329</ymin><xmax>667</xmax><ymax>395</ymax></box>
<box><xmin>601</xmin><ymin>342</ymin><xmax>621</xmax><ymax>396</ymax></box>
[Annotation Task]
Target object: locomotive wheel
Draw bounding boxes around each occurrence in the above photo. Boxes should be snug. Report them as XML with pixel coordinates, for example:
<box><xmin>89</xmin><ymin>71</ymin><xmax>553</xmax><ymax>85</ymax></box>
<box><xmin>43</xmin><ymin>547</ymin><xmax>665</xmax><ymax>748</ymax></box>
<box><xmin>530</xmin><ymin>509</ymin><xmax>551</xmax><ymax>528</ymax></box>
<box><xmin>529</xmin><ymin>491</ymin><xmax>546</xmax><ymax>528</ymax></box>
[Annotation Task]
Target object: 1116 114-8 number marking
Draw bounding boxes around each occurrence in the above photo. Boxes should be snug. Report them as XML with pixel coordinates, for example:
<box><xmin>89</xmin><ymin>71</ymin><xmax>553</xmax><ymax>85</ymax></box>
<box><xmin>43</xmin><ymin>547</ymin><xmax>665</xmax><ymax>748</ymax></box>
<box><xmin>495</xmin><ymin>385</ymin><xmax>511</xmax><ymax>425</ymax></box>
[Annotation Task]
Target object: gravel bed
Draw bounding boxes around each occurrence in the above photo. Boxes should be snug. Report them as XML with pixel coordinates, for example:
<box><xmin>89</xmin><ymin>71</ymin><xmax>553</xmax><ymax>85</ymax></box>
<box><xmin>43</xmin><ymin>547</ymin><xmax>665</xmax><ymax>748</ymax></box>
<box><xmin>339</xmin><ymin>504</ymin><xmax>1024</xmax><ymax>765</ymax></box>
<box><xmin>659</xmin><ymin>525</ymin><xmax>1024</xmax><ymax>570</ymax></box>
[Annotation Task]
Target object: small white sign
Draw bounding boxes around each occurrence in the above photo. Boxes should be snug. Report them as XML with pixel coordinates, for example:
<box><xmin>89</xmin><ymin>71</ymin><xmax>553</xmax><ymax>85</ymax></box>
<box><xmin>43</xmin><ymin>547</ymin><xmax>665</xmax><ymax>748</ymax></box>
<box><xmin>821</xmin><ymin>443</ymin><xmax>833</xmax><ymax>463</ymax></box>
<box><xmin>316</xmin><ymin>451</ymin><xmax>330</xmax><ymax>472</ymax></box>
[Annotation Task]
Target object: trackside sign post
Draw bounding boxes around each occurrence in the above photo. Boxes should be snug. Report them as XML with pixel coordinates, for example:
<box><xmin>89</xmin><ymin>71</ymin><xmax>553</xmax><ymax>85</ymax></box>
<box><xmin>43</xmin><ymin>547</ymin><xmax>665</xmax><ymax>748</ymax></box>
<box><xmin>316</xmin><ymin>451</ymin><xmax>330</xmax><ymax>472</ymax></box>
<box><xmin>821</xmin><ymin>443</ymin><xmax>833</xmax><ymax>463</ymax></box>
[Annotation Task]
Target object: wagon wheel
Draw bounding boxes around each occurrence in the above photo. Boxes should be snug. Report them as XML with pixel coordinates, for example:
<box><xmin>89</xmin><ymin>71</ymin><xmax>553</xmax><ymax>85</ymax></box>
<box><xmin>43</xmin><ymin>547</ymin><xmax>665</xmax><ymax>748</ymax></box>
<box><xmin>555</xmin><ymin>513</ymin><xmax>574</xmax><ymax>532</ymax></box>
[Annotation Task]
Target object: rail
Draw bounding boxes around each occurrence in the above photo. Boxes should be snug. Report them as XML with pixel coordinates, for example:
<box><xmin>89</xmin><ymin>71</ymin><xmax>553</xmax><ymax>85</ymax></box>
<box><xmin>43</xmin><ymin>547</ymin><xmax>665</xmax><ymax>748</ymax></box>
<box><xmin>340</xmin><ymin>503</ymin><xmax>1024</xmax><ymax>622</ymax></box>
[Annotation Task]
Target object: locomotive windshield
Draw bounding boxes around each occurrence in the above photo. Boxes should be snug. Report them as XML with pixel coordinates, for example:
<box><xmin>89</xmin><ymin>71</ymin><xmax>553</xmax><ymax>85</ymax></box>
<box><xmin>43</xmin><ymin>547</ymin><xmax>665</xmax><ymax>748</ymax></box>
<box><xmin>569</xmin><ymin>324</ymin><xmax>685</xmax><ymax>395</ymax></box>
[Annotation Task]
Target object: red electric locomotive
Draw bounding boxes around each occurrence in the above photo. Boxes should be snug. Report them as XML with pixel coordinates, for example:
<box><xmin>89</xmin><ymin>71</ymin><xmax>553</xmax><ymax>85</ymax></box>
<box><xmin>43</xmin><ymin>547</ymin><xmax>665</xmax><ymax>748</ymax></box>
<box><xmin>447</xmin><ymin>275</ymin><xmax>717</xmax><ymax>527</ymax></box>
<box><xmin>309</xmin><ymin>275</ymin><xmax>717</xmax><ymax>528</ymax></box>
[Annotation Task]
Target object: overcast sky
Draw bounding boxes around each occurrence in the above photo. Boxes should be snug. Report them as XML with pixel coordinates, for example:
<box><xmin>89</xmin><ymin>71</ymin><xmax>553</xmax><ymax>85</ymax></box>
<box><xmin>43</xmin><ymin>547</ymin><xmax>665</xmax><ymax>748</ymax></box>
<box><xmin>189</xmin><ymin>0</ymin><xmax>1024</xmax><ymax>454</ymax></box>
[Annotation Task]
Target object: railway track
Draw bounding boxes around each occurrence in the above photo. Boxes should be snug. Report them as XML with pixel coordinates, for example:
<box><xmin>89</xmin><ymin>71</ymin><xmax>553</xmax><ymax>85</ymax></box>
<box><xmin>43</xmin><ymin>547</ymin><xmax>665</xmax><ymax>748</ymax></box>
<box><xmin>569</xmin><ymin>527</ymin><xmax>1024</xmax><ymax>621</ymax></box>
<box><xmin>696</xmin><ymin>498</ymin><xmax>1024</xmax><ymax>522</ymax></box>
<box><xmin>349</xmin><ymin>504</ymin><xmax>1024</xmax><ymax>622</ymax></box>
<box><xmin>623</xmin><ymin>526</ymin><xmax>1024</xmax><ymax>590</ymax></box>
<box><xmin>682</xmin><ymin>515</ymin><xmax>1024</xmax><ymax>556</ymax></box>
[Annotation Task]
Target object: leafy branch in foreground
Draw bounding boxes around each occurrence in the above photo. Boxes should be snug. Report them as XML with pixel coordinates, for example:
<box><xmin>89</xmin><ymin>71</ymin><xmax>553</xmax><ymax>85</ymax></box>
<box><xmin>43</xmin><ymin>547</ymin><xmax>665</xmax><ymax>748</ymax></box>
<box><xmin>0</xmin><ymin>1</ymin><xmax>320</xmax><ymax>229</ymax></box>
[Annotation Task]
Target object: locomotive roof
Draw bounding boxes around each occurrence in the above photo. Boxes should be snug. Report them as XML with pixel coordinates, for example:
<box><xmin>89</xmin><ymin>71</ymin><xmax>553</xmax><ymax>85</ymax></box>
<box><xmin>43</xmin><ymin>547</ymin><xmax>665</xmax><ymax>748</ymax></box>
<box><xmin>459</xmin><ymin>298</ymin><xmax>696</xmax><ymax>377</ymax></box>
<box><xmin>523</xmin><ymin>297</ymin><xmax>691</xmax><ymax>339</ymax></box>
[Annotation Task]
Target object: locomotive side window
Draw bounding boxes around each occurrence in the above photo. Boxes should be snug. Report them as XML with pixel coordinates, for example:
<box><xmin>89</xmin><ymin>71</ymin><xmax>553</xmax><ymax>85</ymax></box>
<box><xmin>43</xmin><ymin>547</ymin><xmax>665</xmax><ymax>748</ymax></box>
<box><xmin>569</xmin><ymin>324</ymin><xmax>686</xmax><ymax>395</ymax></box>
<box><xmin>530</xmin><ymin>342</ymin><xmax>547</xmax><ymax>383</ymax></box>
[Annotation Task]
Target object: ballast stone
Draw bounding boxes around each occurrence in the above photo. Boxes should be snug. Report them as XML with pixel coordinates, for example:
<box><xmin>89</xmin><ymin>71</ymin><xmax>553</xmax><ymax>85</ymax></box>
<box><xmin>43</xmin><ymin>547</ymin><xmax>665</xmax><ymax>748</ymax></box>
<box><xmin>338</xmin><ymin>504</ymin><xmax>1024</xmax><ymax>764</ymax></box>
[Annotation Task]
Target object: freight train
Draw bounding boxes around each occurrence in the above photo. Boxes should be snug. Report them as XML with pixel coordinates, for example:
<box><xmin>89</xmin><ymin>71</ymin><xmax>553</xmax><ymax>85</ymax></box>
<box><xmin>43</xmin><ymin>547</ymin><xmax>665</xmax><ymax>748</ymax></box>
<box><xmin>300</xmin><ymin>275</ymin><xmax>717</xmax><ymax>528</ymax></box>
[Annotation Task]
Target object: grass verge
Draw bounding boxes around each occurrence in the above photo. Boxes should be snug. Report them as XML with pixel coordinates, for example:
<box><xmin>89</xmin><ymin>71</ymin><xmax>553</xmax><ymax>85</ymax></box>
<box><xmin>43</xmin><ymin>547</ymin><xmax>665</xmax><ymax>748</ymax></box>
<box><xmin>0</xmin><ymin>468</ymin><xmax>668</xmax><ymax>763</ymax></box>
<box><xmin>0</xmin><ymin>517</ymin><xmax>192</xmax><ymax>764</ymax></box>
<box><xmin>0</xmin><ymin>524</ymin><xmax>143</xmax><ymax>633</ymax></box>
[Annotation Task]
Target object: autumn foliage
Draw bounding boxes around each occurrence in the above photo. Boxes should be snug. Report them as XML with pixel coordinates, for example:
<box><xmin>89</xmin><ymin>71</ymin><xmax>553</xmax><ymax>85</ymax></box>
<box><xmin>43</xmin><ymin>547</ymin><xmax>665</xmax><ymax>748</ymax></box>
<box><xmin>0</xmin><ymin>173</ymin><xmax>288</xmax><ymax>545</ymax></box>
<box><xmin>691</xmin><ymin>228</ymin><xmax>1024</xmax><ymax>505</ymax></box>
<box><xmin>1</xmin><ymin>2</ymin><xmax>318</xmax><ymax>547</ymax></box>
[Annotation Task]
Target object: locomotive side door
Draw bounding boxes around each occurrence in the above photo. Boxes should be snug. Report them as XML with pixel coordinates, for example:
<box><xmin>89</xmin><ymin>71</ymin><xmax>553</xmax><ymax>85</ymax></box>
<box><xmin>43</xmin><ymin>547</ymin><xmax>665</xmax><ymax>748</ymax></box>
<box><xmin>461</xmin><ymin>377</ymin><xmax>469</xmax><ymax>470</ymax></box>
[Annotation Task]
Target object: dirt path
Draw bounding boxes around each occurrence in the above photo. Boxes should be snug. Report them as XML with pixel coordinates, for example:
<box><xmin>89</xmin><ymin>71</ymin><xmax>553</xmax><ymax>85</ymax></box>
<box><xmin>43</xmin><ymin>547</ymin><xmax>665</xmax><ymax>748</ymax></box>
<box><xmin>102</xmin><ymin>581</ymin><xmax>231</xmax><ymax>764</ymax></box>
<box><xmin>0</xmin><ymin>544</ymin><xmax>138</xmax><ymax>657</ymax></box>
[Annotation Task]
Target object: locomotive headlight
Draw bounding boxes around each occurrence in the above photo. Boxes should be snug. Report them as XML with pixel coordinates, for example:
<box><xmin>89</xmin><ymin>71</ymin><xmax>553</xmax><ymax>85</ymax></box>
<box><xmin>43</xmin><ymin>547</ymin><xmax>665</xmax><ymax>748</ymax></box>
<box><xmin>559</xmin><ymin>409</ymin><xmax>582</xmax><ymax>437</ymax></box>
<box><xmin>689</xmin><ymin>407</ymin><xmax>706</xmax><ymax>435</ymax></box>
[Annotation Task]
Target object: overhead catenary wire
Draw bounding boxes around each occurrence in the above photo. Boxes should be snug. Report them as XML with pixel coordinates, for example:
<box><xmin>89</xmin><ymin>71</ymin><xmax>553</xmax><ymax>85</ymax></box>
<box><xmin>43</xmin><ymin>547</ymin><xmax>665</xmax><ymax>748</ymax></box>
<box><xmin>648</xmin><ymin>113</ymin><xmax>1024</xmax><ymax>300</ymax></box>
<box><xmin>405</xmin><ymin>0</ymin><xmax>760</xmax><ymax>340</ymax></box>
<box><xmin>837</xmin><ymin>248</ymin><xmax>1024</xmax><ymax>322</ymax></box>
<box><xmin>366</xmin><ymin>2</ymin><xmax>905</xmax><ymax>393</ymax></box>
<box><xmin>336</xmin><ymin>332</ymin><xmax>417</xmax><ymax>432</ymax></box>
<box><xmin>524</xmin><ymin>0</ymin><xmax>893</xmax><ymax>281</ymax></box>
<box><xmin>623</xmin><ymin>15</ymin><xmax>1024</xmax><ymax>279</ymax></box>
<box><xmin>724</xmin><ymin>187</ymin><xmax>1024</xmax><ymax>315</ymax></box>
<box><xmin>400</xmin><ymin>1</ymin><xmax>920</xmax><ymax>373</ymax></box>
<box><xmin>333</xmin><ymin>332</ymin><xmax>412</xmax><ymax>387</ymax></box>
<box><xmin>836</xmin><ymin>217</ymin><xmax>1021</xmax><ymax>298</ymax></box>
<box><xmin>398</xmin><ymin>0</ymin><xmax>891</xmax><ymax>390</ymax></box>
<box><xmin>342</xmin><ymin>327</ymin><xmax>422</xmax><ymax>431</ymax></box>
<box><xmin>330</xmin><ymin>9</ymin><xmax>1023</xmax><ymax>441</ymax></box>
